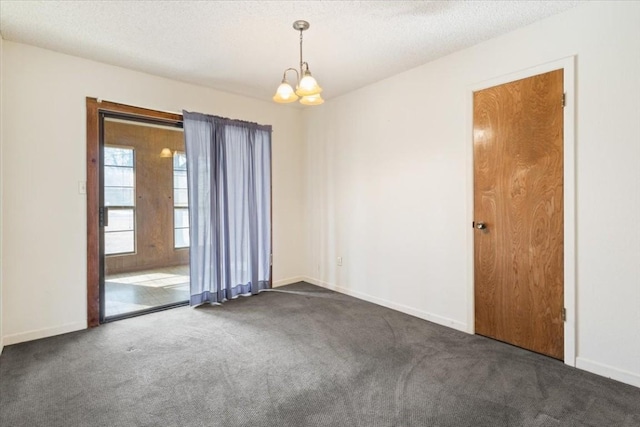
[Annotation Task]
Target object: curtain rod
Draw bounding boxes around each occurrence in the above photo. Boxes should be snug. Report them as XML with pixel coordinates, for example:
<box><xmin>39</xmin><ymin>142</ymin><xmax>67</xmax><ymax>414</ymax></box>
<box><xmin>183</xmin><ymin>110</ymin><xmax>272</xmax><ymax>132</ymax></box>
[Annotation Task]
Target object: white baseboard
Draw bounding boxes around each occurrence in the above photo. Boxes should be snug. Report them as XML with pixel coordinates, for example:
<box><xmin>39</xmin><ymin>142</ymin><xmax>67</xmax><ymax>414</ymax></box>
<box><xmin>3</xmin><ymin>321</ymin><xmax>87</xmax><ymax>346</ymax></box>
<box><xmin>272</xmin><ymin>276</ymin><xmax>307</xmax><ymax>288</ymax></box>
<box><xmin>304</xmin><ymin>276</ymin><xmax>468</xmax><ymax>333</ymax></box>
<box><xmin>576</xmin><ymin>357</ymin><xmax>640</xmax><ymax>389</ymax></box>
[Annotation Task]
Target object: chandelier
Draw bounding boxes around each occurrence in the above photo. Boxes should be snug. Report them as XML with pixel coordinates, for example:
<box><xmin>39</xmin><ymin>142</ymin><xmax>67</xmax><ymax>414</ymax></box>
<box><xmin>272</xmin><ymin>20</ymin><xmax>324</xmax><ymax>106</ymax></box>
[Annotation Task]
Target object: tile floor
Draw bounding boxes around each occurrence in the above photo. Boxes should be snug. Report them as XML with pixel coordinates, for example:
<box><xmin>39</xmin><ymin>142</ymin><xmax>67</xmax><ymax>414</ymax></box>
<box><xmin>105</xmin><ymin>265</ymin><xmax>190</xmax><ymax>317</ymax></box>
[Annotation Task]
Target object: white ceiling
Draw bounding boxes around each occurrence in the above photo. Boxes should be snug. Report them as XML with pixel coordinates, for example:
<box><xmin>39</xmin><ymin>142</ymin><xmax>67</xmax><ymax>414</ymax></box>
<box><xmin>0</xmin><ymin>1</ymin><xmax>581</xmax><ymax>102</ymax></box>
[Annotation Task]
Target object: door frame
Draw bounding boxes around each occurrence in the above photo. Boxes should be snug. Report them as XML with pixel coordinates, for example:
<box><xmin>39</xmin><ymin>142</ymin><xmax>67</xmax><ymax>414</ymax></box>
<box><xmin>465</xmin><ymin>57</ymin><xmax>576</xmax><ymax>366</ymax></box>
<box><xmin>86</xmin><ymin>98</ymin><xmax>184</xmax><ymax>327</ymax></box>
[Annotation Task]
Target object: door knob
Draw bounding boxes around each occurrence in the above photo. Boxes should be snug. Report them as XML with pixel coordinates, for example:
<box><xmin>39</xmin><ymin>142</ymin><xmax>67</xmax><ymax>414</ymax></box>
<box><xmin>476</xmin><ymin>222</ymin><xmax>487</xmax><ymax>230</ymax></box>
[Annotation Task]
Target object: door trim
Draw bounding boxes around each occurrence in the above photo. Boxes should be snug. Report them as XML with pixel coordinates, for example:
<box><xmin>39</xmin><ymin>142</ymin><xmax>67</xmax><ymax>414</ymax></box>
<box><xmin>86</xmin><ymin>98</ymin><xmax>183</xmax><ymax>327</ymax></box>
<box><xmin>465</xmin><ymin>57</ymin><xmax>576</xmax><ymax>366</ymax></box>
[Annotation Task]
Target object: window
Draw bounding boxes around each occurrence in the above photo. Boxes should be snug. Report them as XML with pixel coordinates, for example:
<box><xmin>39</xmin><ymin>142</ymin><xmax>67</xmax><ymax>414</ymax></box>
<box><xmin>173</xmin><ymin>152</ymin><xmax>189</xmax><ymax>248</ymax></box>
<box><xmin>104</xmin><ymin>146</ymin><xmax>135</xmax><ymax>255</ymax></box>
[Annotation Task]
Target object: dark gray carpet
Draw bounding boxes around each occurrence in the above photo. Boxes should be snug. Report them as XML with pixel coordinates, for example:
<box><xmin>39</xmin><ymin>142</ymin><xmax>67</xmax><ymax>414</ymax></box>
<box><xmin>1</xmin><ymin>282</ymin><xmax>639</xmax><ymax>427</ymax></box>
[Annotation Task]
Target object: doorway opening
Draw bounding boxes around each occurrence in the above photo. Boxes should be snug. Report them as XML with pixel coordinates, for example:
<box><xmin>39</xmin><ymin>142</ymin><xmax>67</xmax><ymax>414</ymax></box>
<box><xmin>100</xmin><ymin>115</ymin><xmax>189</xmax><ymax>321</ymax></box>
<box><xmin>467</xmin><ymin>57</ymin><xmax>576</xmax><ymax>365</ymax></box>
<box><xmin>87</xmin><ymin>99</ymin><xmax>188</xmax><ymax>325</ymax></box>
<box><xmin>473</xmin><ymin>69</ymin><xmax>564</xmax><ymax>360</ymax></box>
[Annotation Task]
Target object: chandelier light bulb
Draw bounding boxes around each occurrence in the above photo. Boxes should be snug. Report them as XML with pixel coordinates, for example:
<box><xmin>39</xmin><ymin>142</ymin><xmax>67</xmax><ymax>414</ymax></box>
<box><xmin>299</xmin><ymin>93</ymin><xmax>324</xmax><ymax>106</ymax></box>
<box><xmin>273</xmin><ymin>81</ymin><xmax>299</xmax><ymax>103</ymax></box>
<box><xmin>296</xmin><ymin>71</ymin><xmax>322</xmax><ymax>97</ymax></box>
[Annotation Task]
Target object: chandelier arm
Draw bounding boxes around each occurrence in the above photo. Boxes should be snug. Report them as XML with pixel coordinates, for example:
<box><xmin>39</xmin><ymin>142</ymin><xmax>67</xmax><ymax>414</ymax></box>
<box><xmin>282</xmin><ymin>68</ymin><xmax>300</xmax><ymax>84</ymax></box>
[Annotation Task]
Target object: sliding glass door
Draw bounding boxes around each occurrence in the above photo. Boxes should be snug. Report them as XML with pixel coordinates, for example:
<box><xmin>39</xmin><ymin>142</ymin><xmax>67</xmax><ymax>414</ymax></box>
<box><xmin>99</xmin><ymin>114</ymin><xmax>189</xmax><ymax>321</ymax></box>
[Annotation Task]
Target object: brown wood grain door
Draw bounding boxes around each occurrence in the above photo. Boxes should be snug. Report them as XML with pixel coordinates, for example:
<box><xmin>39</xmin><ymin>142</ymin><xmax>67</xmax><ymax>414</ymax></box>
<box><xmin>473</xmin><ymin>69</ymin><xmax>564</xmax><ymax>360</ymax></box>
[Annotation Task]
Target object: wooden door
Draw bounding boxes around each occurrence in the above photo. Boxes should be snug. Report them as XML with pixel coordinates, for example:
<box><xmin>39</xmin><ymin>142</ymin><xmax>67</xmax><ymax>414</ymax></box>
<box><xmin>473</xmin><ymin>70</ymin><xmax>564</xmax><ymax>360</ymax></box>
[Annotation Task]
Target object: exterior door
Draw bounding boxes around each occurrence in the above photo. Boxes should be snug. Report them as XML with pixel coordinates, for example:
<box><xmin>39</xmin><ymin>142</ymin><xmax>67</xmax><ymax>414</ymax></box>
<box><xmin>99</xmin><ymin>114</ymin><xmax>190</xmax><ymax>322</ymax></box>
<box><xmin>473</xmin><ymin>69</ymin><xmax>564</xmax><ymax>360</ymax></box>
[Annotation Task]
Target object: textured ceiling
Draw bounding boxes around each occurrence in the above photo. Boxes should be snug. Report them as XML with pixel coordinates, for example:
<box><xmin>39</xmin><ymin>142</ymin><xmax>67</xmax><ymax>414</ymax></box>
<box><xmin>0</xmin><ymin>1</ymin><xmax>581</xmax><ymax>102</ymax></box>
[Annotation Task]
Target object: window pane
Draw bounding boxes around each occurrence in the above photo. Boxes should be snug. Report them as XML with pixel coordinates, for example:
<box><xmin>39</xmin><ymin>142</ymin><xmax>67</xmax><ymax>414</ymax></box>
<box><xmin>173</xmin><ymin>151</ymin><xmax>189</xmax><ymax>249</ymax></box>
<box><xmin>105</xmin><ymin>209</ymin><xmax>134</xmax><ymax>232</ymax></box>
<box><xmin>173</xmin><ymin>152</ymin><xmax>187</xmax><ymax>170</ymax></box>
<box><xmin>104</xmin><ymin>146</ymin><xmax>135</xmax><ymax>255</ymax></box>
<box><xmin>105</xmin><ymin>187</ymin><xmax>134</xmax><ymax>206</ymax></box>
<box><xmin>105</xmin><ymin>166</ymin><xmax>134</xmax><ymax>187</ymax></box>
<box><xmin>105</xmin><ymin>231</ymin><xmax>134</xmax><ymax>254</ymax></box>
<box><xmin>175</xmin><ymin>228</ymin><xmax>189</xmax><ymax>248</ymax></box>
<box><xmin>174</xmin><ymin>208</ymin><xmax>189</xmax><ymax>228</ymax></box>
<box><xmin>174</xmin><ymin>188</ymin><xmax>188</xmax><ymax>207</ymax></box>
<box><xmin>173</xmin><ymin>170</ymin><xmax>187</xmax><ymax>189</ymax></box>
<box><xmin>105</xmin><ymin>147</ymin><xmax>133</xmax><ymax>167</ymax></box>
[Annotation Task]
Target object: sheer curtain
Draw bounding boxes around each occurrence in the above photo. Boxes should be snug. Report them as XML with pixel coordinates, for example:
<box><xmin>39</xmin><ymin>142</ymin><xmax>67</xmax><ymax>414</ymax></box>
<box><xmin>182</xmin><ymin>111</ymin><xmax>271</xmax><ymax>306</ymax></box>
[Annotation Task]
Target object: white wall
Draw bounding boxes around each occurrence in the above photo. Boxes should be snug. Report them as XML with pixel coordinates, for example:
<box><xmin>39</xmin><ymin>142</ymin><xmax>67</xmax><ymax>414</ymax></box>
<box><xmin>0</xmin><ymin>41</ymin><xmax>305</xmax><ymax>344</ymax></box>
<box><xmin>303</xmin><ymin>2</ymin><xmax>640</xmax><ymax>387</ymax></box>
<box><xmin>0</xmin><ymin>34</ymin><xmax>4</xmax><ymax>355</ymax></box>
